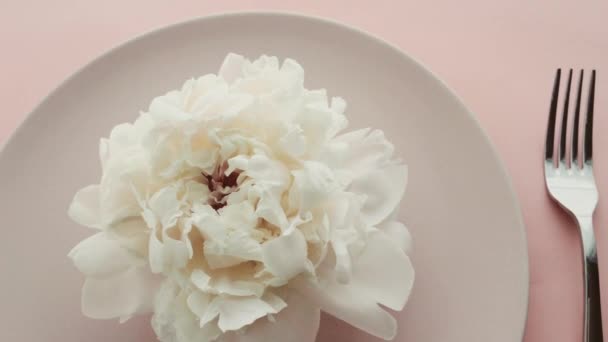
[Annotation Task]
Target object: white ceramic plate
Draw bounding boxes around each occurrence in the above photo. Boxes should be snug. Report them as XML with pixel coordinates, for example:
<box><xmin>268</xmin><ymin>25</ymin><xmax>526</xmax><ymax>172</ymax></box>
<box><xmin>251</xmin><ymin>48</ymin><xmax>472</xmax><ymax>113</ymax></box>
<box><xmin>0</xmin><ymin>13</ymin><xmax>528</xmax><ymax>342</ymax></box>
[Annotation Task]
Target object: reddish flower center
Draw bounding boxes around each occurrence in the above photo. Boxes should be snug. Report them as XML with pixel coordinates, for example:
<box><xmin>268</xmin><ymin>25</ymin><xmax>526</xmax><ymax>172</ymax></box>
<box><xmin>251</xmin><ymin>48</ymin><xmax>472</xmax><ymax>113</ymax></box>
<box><xmin>202</xmin><ymin>162</ymin><xmax>241</xmax><ymax>210</ymax></box>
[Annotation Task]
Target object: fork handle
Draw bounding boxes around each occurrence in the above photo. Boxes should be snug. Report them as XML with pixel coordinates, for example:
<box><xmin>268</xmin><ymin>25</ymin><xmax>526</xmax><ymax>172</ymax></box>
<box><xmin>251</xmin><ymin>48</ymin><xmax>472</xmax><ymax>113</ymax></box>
<box><xmin>586</xmin><ymin>255</ymin><xmax>603</xmax><ymax>341</ymax></box>
<box><xmin>580</xmin><ymin>217</ymin><xmax>603</xmax><ymax>342</ymax></box>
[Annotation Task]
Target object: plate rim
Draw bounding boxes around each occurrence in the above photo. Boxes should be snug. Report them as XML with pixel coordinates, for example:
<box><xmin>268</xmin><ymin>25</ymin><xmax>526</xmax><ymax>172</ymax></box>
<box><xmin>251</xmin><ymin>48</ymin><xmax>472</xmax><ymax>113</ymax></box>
<box><xmin>0</xmin><ymin>11</ymin><xmax>529</xmax><ymax>340</ymax></box>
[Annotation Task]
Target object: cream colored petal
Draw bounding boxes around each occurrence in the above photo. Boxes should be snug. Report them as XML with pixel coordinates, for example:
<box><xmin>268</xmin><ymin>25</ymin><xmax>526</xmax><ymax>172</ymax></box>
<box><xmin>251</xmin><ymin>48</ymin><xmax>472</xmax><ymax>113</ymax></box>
<box><xmin>69</xmin><ymin>232</ymin><xmax>143</xmax><ymax>277</ymax></box>
<box><xmin>219</xmin><ymin>53</ymin><xmax>246</xmax><ymax>83</ymax></box>
<box><xmin>279</xmin><ymin>124</ymin><xmax>306</xmax><ymax>158</ymax></box>
<box><xmin>106</xmin><ymin>217</ymin><xmax>149</xmax><ymax>257</ymax></box>
<box><xmin>148</xmin><ymin>186</ymin><xmax>183</xmax><ymax>229</ymax></box>
<box><xmin>349</xmin><ymin>164</ymin><xmax>407</xmax><ymax>226</ymax></box>
<box><xmin>204</xmin><ymin>230</ymin><xmax>263</xmax><ymax>269</ymax></box>
<box><xmin>294</xmin><ymin>230</ymin><xmax>413</xmax><ymax>340</ymax></box>
<box><xmin>213</xmin><ymin>278</ymin><xmax>265</xmax><ymax>298</ymax></box>
<box><xmin>190</xmin><ymin>269</ymin><xmax>211</xmax><ymax>291</ymax></box>
<box><xmin>68</xmin><ymin>185</ymin><xmax>101</xmax><ymax>229</ymax></box>
<box><xmin>183</xmin><ymin>180</ymin><xmax>210</xmax><ymax>207</ymax></box>
<box><xmin>378</xmin><ymin>221</ymin><xmax>412</xmax><ymax>254</ymax></box>
<box><xmin>108</xmin><ymin>122</ymin><xmax>136</xmax><ymax>147</ymax></box>
<box><xmin>162</xmin><ymin>230</ymin><xmax>191</xmax><ymax>270</ymax></box>
<box><xmin>255</xmin><ymin>192</ymin><xmax>289</xmax><ymax>231</ymax></box>
<box><xmin>99</xmin><ymin>138</ymin><xmax>109</xmax><ymax>170</ymax></box>
<box><xmin>294</xmin><ymin>278</ymin><xmax>397</xmax><ymax>340</ymax></box>
<box><xmin>322</xmin><ymin>128</ymin><xmax>395</xmax><ymax>182</ymax></box>
<box><xmin>331</xmin><ymin>238</ymin><xmax>352</xmax><ymax>284</ymax></box>
<box><xmin>262</xmin><ymin>229</ymin><xmax>309</xmax><ymax>280</ymax></box>
<box><xmin>199</xmin><ymin>295</ymin><xmax>285</xmax><ymax>332</ymax></box>
<box><xmin>292</xmin><ymin>161</ymin><xmax>337</xmax><ymax>212</ymax></box>
<box><xmin>153</xmin><ymin>281</ymin><xmax>222</xmax><ymax>342</ymax></box>
<box><xmin>148</xmin><ymin>96</ymin><xmax>192</xmax><ymax>122</ymax></box>
<box><xmin>223</xmin><ymin>290</ymin><xmax>320</xmax><ymax>342</ymax></box>
<box><xmin>191</xmin><ymin>204</ymin><xmax>224</xmax><ymax>241</ymax></box>
<box><xmin>351</xmin><ymin>229</ymin><xmax>414</xmax><ymax>311</ymax></box>
<box><xmin>218</xmin><ymin>201</ymin><xmax>258</xmax><ymax>231</ymax></box>
<box><xmin>81</xmin><ymin>267</ymin><xmax>159</xmax><ymax>320</ymax></box>
<box><xmin>149</xmin><ymin>232</ymin><xmax>165</xmax><ymax>274</ymax></box>
<box><xmin>247</xmin><ymin>154</ymin><xmax>290</xmax><ymax>186</ymax></box>
<box><xmin>99</xmin><ymin>154</ymin><xmax>148</xmax><ymax>224</ymax></box>
<box><xmin>186</xmin><ymin>291</ymin><xmax>213</xmax><ymax>326</ymax></box>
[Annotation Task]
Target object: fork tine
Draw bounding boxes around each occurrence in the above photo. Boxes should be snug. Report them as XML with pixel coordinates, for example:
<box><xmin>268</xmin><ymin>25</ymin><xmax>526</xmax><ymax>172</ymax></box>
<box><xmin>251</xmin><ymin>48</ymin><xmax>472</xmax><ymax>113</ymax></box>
<box><xmin>559</xmin><ymin>69</ymin><xmax>573</xmax><ymax>162</ymax></box>
<box><xmin>584</xmin><ymin>70</ymin><xmax>596</xmax><ymax>164</ymax></box>
<box><xmin>572</xmin><ymin>70</ymin><xmax>584</xmax><ymax>166</ymax></box>
<box><xmin>546</xmin><ymin>69</ymin><xmax>561</xmax><ymax>161</ymax></box>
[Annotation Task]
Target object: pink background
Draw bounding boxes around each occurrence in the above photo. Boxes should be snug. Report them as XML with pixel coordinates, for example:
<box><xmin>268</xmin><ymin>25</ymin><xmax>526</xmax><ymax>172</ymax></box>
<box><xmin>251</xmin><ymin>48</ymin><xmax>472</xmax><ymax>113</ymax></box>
<box><xmin>1</xmin><ymin>1</ymin><xmax>608</xmax><ymax>341</ymax></box>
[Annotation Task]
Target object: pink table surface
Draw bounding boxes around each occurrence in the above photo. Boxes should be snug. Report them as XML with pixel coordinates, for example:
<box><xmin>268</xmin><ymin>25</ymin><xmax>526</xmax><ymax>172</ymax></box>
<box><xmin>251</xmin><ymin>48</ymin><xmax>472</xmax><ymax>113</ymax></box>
<box><xmin>2</xmin><ymin>1</ymin><xmax>608</xmax><ymax>341</ymax></box>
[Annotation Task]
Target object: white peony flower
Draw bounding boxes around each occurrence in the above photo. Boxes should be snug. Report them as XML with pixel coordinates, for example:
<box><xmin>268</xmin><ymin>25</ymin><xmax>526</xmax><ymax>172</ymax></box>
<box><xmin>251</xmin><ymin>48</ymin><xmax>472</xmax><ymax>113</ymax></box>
<box><xmin>68</xmin><ymin>53</ymin><xmax>414</xmax><ymax>342</ymax></box>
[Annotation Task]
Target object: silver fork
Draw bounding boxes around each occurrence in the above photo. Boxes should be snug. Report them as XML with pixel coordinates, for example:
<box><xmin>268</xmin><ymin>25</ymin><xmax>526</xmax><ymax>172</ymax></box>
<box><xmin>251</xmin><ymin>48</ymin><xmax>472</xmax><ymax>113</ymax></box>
<box><xmin>544</xmin><ymin>68</ymin><xmax>602</xmax><ymax>341</ymax></box>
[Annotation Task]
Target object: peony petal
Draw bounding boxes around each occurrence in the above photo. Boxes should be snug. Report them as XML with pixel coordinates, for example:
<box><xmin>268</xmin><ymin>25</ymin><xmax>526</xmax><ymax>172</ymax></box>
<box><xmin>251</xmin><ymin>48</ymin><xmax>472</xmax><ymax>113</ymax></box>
<box><xmin>378</xmin><ymin>221</ymin><xmax>412</xmax><ymax>254</ymax></box>
<box><xmin>292</xmin><ymin>161</ymin><xmax>337</xmax><ymax>212</ymax></box>
<box><xmin>283</xmin><ymin>212</ymin><xmax>312</xmax><ymax>235</ymax></box>
<box><xmin>322</xmin><ymin>128</ymin><xmax>395</xmax><ymax>183</ymax></box>
<box><xmin>99</xmin><ymin>138</ymin><xmax>109</xmax><ymax>170</ymax></box>
<box><xmin>151</xmin><ymin>281</ymin><xmax>181</xmax><ymax>341</ymax></box>
<box><xmin>262</xmin><ymin>229</ymin><xmax>310</xmax><ymax>280</ymax></box>
<box><xmin>263</xmin><ymin>292</ymin><xmax>288</xmax><ymax>313</ymax></box>
<box><xmin>99</xmin><ymin>153</ymin><xmax>150</xmax><ymax>225</ymax></box>
<box><xmin>183</xmin><ymin>180</ymin><xmax>211</xmax><ymax>207</ymax></box>
<box><xmin>351</xmin><ymin>229</ymin><xmax>414</xmax><ymax>311</ymax></box>
<box><xmin>106</xmin><ymin>217</ymin><xmax>149</xmax><ymax>256</ymax></box>
<box><xmin>227</xmin><ymin>155</ymin><xmax>290</xmax><ymax>230</ymax></box>
<box><xmin>190</xmin><ymin>269</ymin><xmax>211</xmax><ymax>291</ymax></box>
<box><xmin>148</xmin><ymin>186</ymin><xmax>183</xmax><ymax>229</ymax></box>
<box><xmin>154</xmin><ymin>281</ymin><xmax>222</xmax><ymax>342</ymax></box>
<box><xmin>255</xmin><ymin>191</ymin><xmax>289</xmax><ymax>230</ymax></box>
<box><xmin>201</xmin><ymin>295</ymin><xmax>285</xmax><ymax>332</ymax></box>
<box><xmin>108</xmin><ymin>122</ymin><xmax>136</xmax><ymax>147</ymax></box>
<box><xmin>295</xmin><ymin>95</ymin><xmax>347</xmax><ymax>155</ymax></box>
<box><xmin>237</xmin><ymin>155</ymin><xmax>291</xmax><ymax>231</ymax></box>
<box><xmin>349</xmin><ymin>164</ymin><xmax>407</xmax><ymax>226</ymax></box>
<box><xmin>323</xmin><ymin>193</ymin><xmax>366</xmax><ymax>282</ymax></box>
<box><xmin>280</xmin><ymin>58</ymin><xmax>304</xmax><ymax>79</ymax></box>
<box><xmin>294</xmin><ymin>229</ymin><xmax>413</xmax><ymax>340</ymax></box>
<box><xmin>203</xmin><ymin>252</ymin><xmax>251</xmax><ymax>270</ymax></box>
<box><xmin>279</xmin><ymin>124</ymin><xmax>307</xmax><ymax>157</ymax></box>
<box><xmin>331</xmin><ymin>238</ymin><xmax>352</xmax><ymax>284</ymax></box>
<box><xmin>191</xmin><ymin>204</ymin><xmax>224</xmax><ymax>240</ymax></box>
<box><xmin>186</xmin><ymin>291</ymin><xmax>213</xmax><ymax>326</ymax></box>
<box><xmin>188</xmin><ymin>146</ymin><xmax>218</xmax><ymax>172</ymax></box>
<box><xmin>218</xmin><ymin>201</ymin><xmax>258</xmax><ymax>231</ymax></box>
<box><xmin>212</xmin><ymin>278</ymin><xmax>265</xmax><ymax>297</ymax></box>
<box><xmin>191</xmin><ymin>269</ymin><xmax>264</xmax><ymax>297</ymax></box>
<box><xmin>204</xmin><ymin>230</ymin><xmax>263</xmax><ymax>269</ymax></box>
<box><xmin>324</xmin><ymin>193</ymin><xmax>355</xmax><ymax>230</ymax></box>
<box><xmin>148</xmin><ymin>96</ymin><xmax>192</xmax><ymax>122</ymax></box>
<box><xmin>162</xmin><ymin>232</ymin><xmax>191</xmax><ymax>270</ymax></box>
<box><xmin>148</xmin><ymin>228</ymin><xmax>192</xmax><ymax>274</ymax></box>
<box><xmin>81</xmin><ymin>266</ymin><xmax>160</xmax><ymax>320</ymax></box>
<box><xmin>68</xmin><ymin>185</ymin><xmax>101</xmax><ymax>229</ymax></box>
<box><xmin>226</xmin><ymin>155</ymin><xmax>249</xmax><ymax>175</ymax></box>
<box><xmin>223</xmin><ymin>290</ymin><xmax>320</xmax><ymax>342</ymax></box>
<box><xmin>247</xmin><ymin>154</ymin><xmax>290</xmax><ymax>187</ymax></box>
<box><xmin>219</xmin><ymin>93</ymin><xmax>255</xmax><ymax>120</ymax></box>
<box><xmin>69</xmin><ymin>233</ymin><xmax>143</xmax><ymax>277</ymax></box>
<box><xmin>149</xmin><ymin>233</ymin><xmax>165</xmax><ymax>274</ymax></box>
<box><xmin>219</xmin><ymin>53</ymin><xmax>246</xmax><ymax>83</ymax></box>
<box><xmin>294</xmin><ymin>278</ymin><xmax>397</xmax><ymax>340</ymax></box>
<box><xmin>141</xmin><ymin>208</ymin><xmax>157</xmax><ymax>231</ymax></box>
<box><xmin>189</xmin><ymin>75</ymin><xmax>229</xmax><ymax>115</ymax></box>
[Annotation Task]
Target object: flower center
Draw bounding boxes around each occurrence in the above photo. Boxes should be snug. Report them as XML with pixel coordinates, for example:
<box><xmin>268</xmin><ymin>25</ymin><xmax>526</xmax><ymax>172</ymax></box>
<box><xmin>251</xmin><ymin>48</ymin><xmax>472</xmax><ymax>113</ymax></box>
<box><xmin>202</xmin><ymin>162</ymin><xmax>241</xmax><ymax>211</ymax></box>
